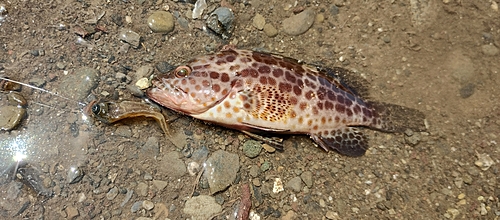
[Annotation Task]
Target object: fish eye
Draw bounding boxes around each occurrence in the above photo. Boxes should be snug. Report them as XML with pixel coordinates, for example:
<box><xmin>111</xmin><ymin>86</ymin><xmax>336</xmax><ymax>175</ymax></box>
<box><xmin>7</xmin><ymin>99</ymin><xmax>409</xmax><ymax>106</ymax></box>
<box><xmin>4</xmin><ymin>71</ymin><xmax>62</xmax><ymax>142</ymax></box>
<box><xmin>91</xmin><ymin>103</ymin><xmax>108</xmax><ymax>117</ymax></box>
<box><xmin>174</xmin><ymin>66</ymin><xmax>191</xmax><ymax>78</ymax></box>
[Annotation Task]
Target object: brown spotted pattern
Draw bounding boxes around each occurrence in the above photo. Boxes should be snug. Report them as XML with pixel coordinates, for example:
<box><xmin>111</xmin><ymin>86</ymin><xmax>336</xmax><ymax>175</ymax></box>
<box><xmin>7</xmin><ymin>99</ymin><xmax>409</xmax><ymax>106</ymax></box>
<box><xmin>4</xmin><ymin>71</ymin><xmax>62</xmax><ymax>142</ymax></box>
<box><xmin>147</xmin><ymin>46</ymin><xmax>423</xmax><ymax>157</ymax></box>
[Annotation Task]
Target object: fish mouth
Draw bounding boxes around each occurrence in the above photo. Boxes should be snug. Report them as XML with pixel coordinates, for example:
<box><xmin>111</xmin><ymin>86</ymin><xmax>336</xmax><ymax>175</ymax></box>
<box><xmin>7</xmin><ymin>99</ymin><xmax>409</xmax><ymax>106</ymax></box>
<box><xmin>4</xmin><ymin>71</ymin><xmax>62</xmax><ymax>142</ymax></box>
<box><xmin>147</xmin><ymin>80</ymin><xmax>189</xmax><ymax>112</ymax></box>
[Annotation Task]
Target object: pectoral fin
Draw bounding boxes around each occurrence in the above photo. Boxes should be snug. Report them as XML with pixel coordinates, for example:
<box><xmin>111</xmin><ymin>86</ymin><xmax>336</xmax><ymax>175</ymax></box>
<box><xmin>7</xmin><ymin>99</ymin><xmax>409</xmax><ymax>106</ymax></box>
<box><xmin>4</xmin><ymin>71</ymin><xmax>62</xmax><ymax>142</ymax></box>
<box><xmin>310</xmin><ymin>127</ymin><xmax>368</xmax><ymax>157</ymax></box>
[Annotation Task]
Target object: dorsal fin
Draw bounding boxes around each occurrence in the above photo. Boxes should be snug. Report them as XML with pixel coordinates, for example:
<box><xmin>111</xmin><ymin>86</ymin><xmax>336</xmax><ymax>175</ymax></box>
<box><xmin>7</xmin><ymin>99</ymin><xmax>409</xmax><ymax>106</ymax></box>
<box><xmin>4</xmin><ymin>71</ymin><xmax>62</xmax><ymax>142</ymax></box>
<box><xmin>317</xmin><ymin>66</ymin><xmax>371</xmax><ymax>100</ymax></box>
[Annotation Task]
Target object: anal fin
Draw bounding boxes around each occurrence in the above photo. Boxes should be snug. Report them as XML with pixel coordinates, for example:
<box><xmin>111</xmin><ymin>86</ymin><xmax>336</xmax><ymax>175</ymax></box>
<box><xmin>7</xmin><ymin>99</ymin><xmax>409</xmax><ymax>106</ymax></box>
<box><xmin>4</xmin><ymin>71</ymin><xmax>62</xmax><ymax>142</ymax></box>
<box><xmin>311</xmin><ymin>127</ymin><xmax>368</xmax><ymax>157</ymax></box>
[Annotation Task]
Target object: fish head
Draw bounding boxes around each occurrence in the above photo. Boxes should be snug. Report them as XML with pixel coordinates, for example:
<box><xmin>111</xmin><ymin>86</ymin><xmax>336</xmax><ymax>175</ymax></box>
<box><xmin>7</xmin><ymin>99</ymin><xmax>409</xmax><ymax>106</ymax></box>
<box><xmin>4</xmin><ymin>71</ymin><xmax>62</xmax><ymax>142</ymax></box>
<box><xmin>147</xmin><ymin>64</ymin><xmax>232</xmax><ymax>115</ymax></box>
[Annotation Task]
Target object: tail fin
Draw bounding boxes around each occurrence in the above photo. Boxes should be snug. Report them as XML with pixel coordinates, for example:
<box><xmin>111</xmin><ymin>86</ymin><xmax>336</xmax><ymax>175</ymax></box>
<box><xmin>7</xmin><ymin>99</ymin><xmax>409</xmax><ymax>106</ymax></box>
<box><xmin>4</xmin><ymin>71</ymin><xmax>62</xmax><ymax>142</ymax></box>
<box><xmin>367</xmin><ymin>101</ymin><xmax>426</xmax><ymax>133</ymax></box>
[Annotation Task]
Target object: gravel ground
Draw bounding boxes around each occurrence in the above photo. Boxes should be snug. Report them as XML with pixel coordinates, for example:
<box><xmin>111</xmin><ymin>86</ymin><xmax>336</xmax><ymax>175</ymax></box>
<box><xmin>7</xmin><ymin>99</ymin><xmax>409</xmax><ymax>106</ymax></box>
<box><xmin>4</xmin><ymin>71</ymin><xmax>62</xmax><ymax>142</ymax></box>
<box><xmin>0</xmin><ymin>0</ymin><xmax>499</xmax><ymax>219</ymax></box>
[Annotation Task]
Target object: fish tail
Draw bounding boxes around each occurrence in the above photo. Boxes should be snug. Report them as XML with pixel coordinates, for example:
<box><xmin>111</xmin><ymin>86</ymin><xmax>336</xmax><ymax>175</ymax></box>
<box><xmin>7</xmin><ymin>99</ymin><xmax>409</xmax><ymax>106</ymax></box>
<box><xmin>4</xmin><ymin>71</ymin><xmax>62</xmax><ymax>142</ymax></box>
<box><xmin>367</xmin><ymin>101</ymin><xmax>426</xmax><ymax>133</ymax></box>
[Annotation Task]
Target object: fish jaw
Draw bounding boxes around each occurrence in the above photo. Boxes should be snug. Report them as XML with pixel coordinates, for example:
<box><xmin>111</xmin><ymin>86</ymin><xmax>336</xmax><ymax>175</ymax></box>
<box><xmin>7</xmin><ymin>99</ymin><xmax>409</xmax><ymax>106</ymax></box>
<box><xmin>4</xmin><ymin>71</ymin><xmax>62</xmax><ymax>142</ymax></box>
<box><xmin>147</xmin><ymin>80</ymin><xmax>210</xmax><ymax>115</ymax></box>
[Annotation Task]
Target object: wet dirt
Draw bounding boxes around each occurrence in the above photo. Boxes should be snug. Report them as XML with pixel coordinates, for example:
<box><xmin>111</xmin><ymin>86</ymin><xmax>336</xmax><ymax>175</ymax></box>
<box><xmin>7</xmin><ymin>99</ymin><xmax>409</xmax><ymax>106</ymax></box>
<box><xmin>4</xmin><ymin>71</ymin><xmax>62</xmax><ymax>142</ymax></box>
<box><xmin>0</xmin><ymin>0</ymin><xmax>499</xmax><ymax>219</ymax></box>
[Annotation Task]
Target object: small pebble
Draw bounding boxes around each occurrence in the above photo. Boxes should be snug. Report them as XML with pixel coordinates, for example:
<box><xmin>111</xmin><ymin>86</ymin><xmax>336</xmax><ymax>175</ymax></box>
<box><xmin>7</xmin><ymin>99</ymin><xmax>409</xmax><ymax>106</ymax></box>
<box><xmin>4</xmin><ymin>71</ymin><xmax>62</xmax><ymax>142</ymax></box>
<box><xmin>114</xmin><ymin>125</ymin><xmax>132</xmax><ymax>137</ymax></box>
<box><xmin>131</xmin><ymin>201</ymin><xmax>143</xmax><ymax>213</ymax></box>
<box><xmin>156</xmin><ymin>61</ymin><xmax>175</xmax><ymax>73</ymax></box>
<box><xmin>252</xmin><ymin>178</ymin><xmax>261</xmax><ymax>187</ymax></box>
<box><xmin>260</xmin><ymin>161</ymin><xmax>271</xmax><ymax>172</ymax></box>
<box><xmin>262</xmin><ymin>143</ymin><xmax>275</xmax><ymax>153</ymax></box>
<box><xmin>282</xmin><ymin>8</ymin><xmax>315</xmax><ymax>36</ymax></box>
<box><xmin>285</xmin><ymin>176</ymin><xmax>302</xmax><ymax>192</ymax></box>
<box><xmin>263</xmin><ymin>23</ymin><xmax>278</xmax><ymax>37</ymax></box>
<box><xmin>272</xmin><ymin>178</ymin><xmax>284</xmax><ymax>193</ymax></box>
<box><xmin>481</xmin><ymin>44</ymin><xmax>499</xmax><ymax>56</ymax></box>
<box><xmin>136</xmin><ymin>182</ymin><xmax>148</xmax><ymax>196</ymax></box>
<box><xmin>192</xmin><ymin>0</ymin><xmax>207</xmax><ymax>19</ymax></box>
<box><xmin>243</xmin><ymin>140</ymin><xmax>262</xmax><ymax>158</ymax></box>
<box><xmin>459</xmin><ymin>83</ymin><xmax>475</xmax><ymax>98</ymax></box>
<box><xmin>147</xmin><ymin>11</ymin><xmax>175</xmax><ymax>33</ymax></box>
<box><xmin>67</xmin><ymin>166</ymin><xmax>84</xmax><ymax>184</ymax></box>
<box><xmin>152</xmin><ymin>180</ymin><xmax>169</xmax><ymax>191</ymax></box>
<box><xmin>135</xmin><ymin>78</ymin><xmax>151</xmax><ymax>90</ymax></box>
<box><xmin>143</xmin><ymin>200</ymin><xmax>155</xmax><ymax>210</ymax></box>
<box><xmin>300</xmin><ymin>171</ymin><xmax>313</xmax><ymax>188</ymax></box>
<box><xmin>252</xmin><ymin>13</ymin><xmax>266</xmax><ymax>30</ymax></box>
<box><xmin>107</xmin><ymin>187</ymin><xmax>119</xmax><ymax>200</ymax></box>
<box><xmin>65</xmin><ymin>206</ymin><xmax>79</xmax><ymax>219</ymax></box>
<box><xmin>118</xmin><ymin>28</ymin><xmax>141</xmax><ymax>48</ymax></box>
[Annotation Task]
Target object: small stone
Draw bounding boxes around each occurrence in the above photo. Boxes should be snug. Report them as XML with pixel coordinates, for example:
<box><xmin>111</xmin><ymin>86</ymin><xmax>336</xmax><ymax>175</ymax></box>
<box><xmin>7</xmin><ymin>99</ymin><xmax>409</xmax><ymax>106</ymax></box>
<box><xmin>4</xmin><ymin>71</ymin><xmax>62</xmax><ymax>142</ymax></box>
<box><xmin>282</xmin><ymin>210</ymin><xmax>297</xmax><ymax>220</ymax></box>
<box><xmin>249</xmin><ymin>165</ymin><xmax>260</xmax><ymax>177</ymax></box>
<box><xmin>252</xmin><ymin>13</ymin><xmax>266</xmax><ymax>30</ymax></box>
<box><xmin>118</xmin><ymin>28</ymin><xmax>141</xmax><ymax>48</ymax></box>
<box><xmin>272</xmin><ymin>178</ymin><xmax>284</xmax><ymax>193</ymax></box>
<box><xmin>459</xmin><ymin>83</ymin><xmax>475</xmax><ymax>98</ymax></box>
<box><xmin>159</xmin><ymin>151</ymin><xmax>187</xmax><ymax>177</ymax></box>
<box><xmin>405</xmin><ymin>132</ymin><xmax>421</xmax><ymax>146</ymax></box>
<box><xmin>300</xmin><ymin>171</ymin><xmax>313</xmax><ymax>188</ymax></box>
<box><xmin>382</xmin><ymin>35</ymin><xmax>391</xmax><ymax>43</ymax></box>
<box><xmin>67</xmin><ymin>167</ymin><xmax>84</xmax><ymax>184</ymax></box>
<box><xmin>56</xmin><ymin>62</ymin><xmax>66</xmax><ymax>70</ymax></box>
<box><xmin>285</xmin><ymin>176</ymin><xmax>302</xmax><ymax>193</ymax></box>
<box><xmin>183</xmin><ymin>195</ymin><xmax>222</xmax><ymax>220</ymax></box>
<box><xmin>142</xmin><ymin>136</ymin><xmax>160</xmax><ymax>156</ymax></box>
<box><xmin>137</xmin><ymin>182</ymin><xmax>148</xmax><ymax>196</ymax></box>
<box><xmin>0</xmin><ymin>105</ymin><xmax>25</xmax><ymax>131</ymax></box>
<box><xmin>206</xmin><ymin>7</ymin><xmax>235</xmax><ymax>39</ymax></box>
<box><xmin>156</xmin><ymin>61</ymin><xmax>175</xmax><ymax>73</ymax></box>
<box><xmin>29</xmin><ymin>77</ymin><xmax>46</xmax><ymax>87</ymax></box>
<box><xmin>481</xmin><ymin>44</ymin><xmax>499</xmax><ymax>56</ymax></box>
<box><xmin>457</xmin><ymin>193</ymin><xmax>466</xmax><ymax>200</ymax></box>
<box><xmin>134</xmin><ymin>65</ymin><xmax>154</xmax><ymax>79</ymax></box>
<box><xmin>30</xmin><ymin>49</ymin><xmax>39</xmax><ymax>56</ymax></box>
<box><xmin>243</xmin><ymin>140</ymin><xmax>262</xmax><ymax>158</ymax></box>
<box><xmin>319</xmin><ymin>199</ymin><xmax>326</xmax><ymax>207</ymax></box>
<box><xmin>106</xmin><ymin>187</ymin><xmax>119</xmax><ymax>200</ymax></box>
<box><xmin>187</xmin><ymin>161</ymin><xmax>201</xmax><ymax>176</ymax></box>
<box><xmin>475</xmin><ymin>153</ymin><xmax>495</xmax><ymax>170</ymax></box>
<box><xmin>262</xmin><ymin>144</ymin><xmax>275</xmax><ymax>153</ymax></box>
<box><xmin>143</xmin><ymin>200</ymin><xmax>155</xmax><ymax>210</ymax></box>
<box><xmin>152</xmin><ymin>180</ymin><xmax>168</xmax><ymax>191</ymax></box>
<box><xmin>260</xmin><ymin>161</ymin><xmax>271</xmax><ymax>172</ymax></box>
<box><xmin>325</xmin><ymin>211</ymin><xmax>339</xmax><ymax>219</ymax></box>
<box><xmin>315</xmin><ymin>13</ymin><xmax>325</xmax><ymax>23</ymax></box>
<box><xmin>114</xmin><ymin>125</ymin><xmax>132</xmax><ymax>137</ymax></box>
<box><xmin>204</xmin><ymin>150</ymin><xmax>240</xmax><ymax>193</ymax></box>
<box><xmin>192</xmin><ymin>0</ymin><xmax>207</xmax><ymax>19</ymax></box>
<box><xmin>252</xmin><ymin>178</ymin><xmax>261</xmax><ymax>187</ymax></box>
<box><xmin>147</xmin><ymin>11</ymin><xmax>175</xmax><ymax>33</ymax></box>
<box><xmin>57</xmin><ymin>67</ymin><xmax>99</xmax><ymax>100</ymax></box>
<box><xmin>330</xmin><ymin>5</ymin><xmax>340</xmax><ymax>16</ymax></box>
<box><xmin>135</xmin><ymin>78</ymin><xmax>151</xmax><ymax>90</ymax></box>
<box><xmin>282</xmin><ymin>8</ymin><xmax>315</xmax><ymax>36</ymax></box>
<box><xmin>115</xmin><ymin>72</ymin><xmax>127</xmax><ymax>82</ymax></box>
<box><xmin>65</xmin><ymin>206</ymin><xmax>79</xmax><ymax>219</ymax></box>
<box><xmin>446</xmin><ymin>208</ymin><xmax>460</xmax><ymax>219</ymax></box>
<box><xmin>263</xmin><ymin>23</ymin><xmax>278</xmax><ymax>37</ymax></box>
<box><xmin>480</xmin><ymin>203</ymin><xmax>488</xmax><ymax>215</ymax></box>
<box><xmin>131</xmin><ymin>201</ymin><xmax>143</xmax><ymax>213</ymax></box>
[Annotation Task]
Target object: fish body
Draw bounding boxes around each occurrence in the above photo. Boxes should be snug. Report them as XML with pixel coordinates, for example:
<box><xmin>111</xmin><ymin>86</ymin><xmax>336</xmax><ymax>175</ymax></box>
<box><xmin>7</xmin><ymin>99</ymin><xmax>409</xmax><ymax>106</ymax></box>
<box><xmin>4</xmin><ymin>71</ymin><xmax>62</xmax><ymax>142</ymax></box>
<box><xmin>147</xmin><ymin>46</ymin><xmax>425</xmax><ymax>157</ymax></box>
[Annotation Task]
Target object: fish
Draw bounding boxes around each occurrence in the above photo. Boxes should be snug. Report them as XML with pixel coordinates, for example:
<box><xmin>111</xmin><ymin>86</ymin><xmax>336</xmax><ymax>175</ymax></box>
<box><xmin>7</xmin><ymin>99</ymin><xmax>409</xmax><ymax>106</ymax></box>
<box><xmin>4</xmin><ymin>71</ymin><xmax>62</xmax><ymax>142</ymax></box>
<box><xmin>146</xmin><ymin>46</ymin><xmax>426</xmax><ymax>157</ymax></box>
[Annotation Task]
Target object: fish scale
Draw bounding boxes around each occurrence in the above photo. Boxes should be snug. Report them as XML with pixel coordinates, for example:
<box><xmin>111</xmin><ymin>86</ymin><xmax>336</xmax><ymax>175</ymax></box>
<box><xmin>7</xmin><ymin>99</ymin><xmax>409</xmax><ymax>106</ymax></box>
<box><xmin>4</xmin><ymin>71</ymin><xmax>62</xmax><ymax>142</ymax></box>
<box><xmin>147</xmin><ymin>46</ymin><xmax>425</xmax><ymax>157</ymax></box>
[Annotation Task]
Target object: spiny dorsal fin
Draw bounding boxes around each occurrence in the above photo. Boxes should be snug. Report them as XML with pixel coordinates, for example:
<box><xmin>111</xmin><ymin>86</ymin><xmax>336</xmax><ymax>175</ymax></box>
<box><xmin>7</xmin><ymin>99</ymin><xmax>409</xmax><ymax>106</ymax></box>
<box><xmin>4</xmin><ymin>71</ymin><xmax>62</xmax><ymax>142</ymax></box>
<box><xmin>317</xmin><ymin>66</ymin><xmax>371</xmax><ymax>100</ymax></box>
